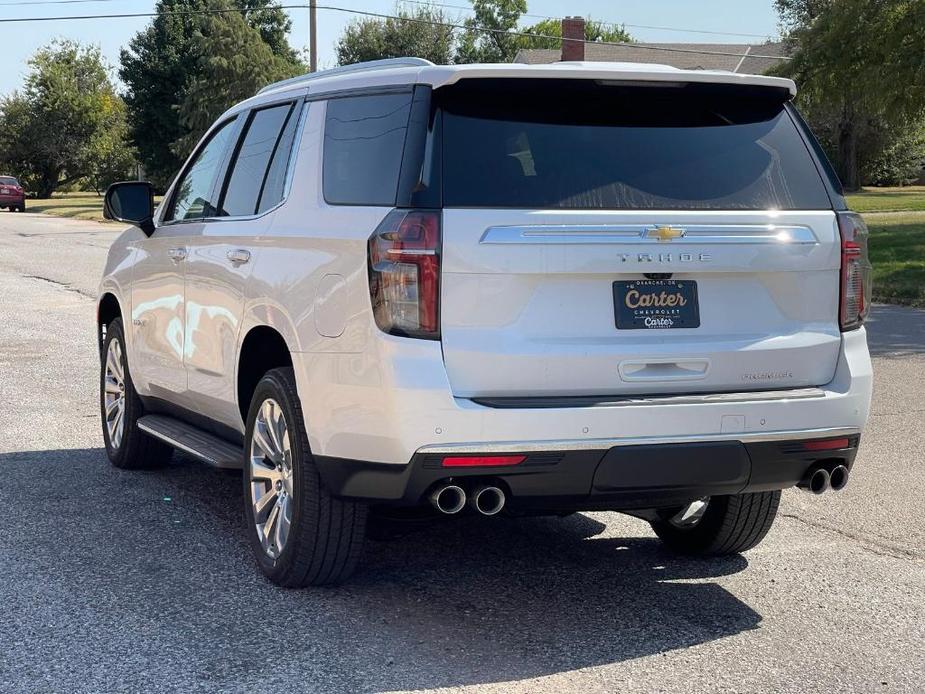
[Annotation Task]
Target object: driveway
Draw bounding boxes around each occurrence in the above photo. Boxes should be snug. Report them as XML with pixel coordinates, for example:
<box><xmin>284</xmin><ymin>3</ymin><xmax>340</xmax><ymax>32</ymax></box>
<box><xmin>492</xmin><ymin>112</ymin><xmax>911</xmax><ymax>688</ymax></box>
<box><xmin>1</xmin><ymin>213</ymin><xmax>923</xmax><ymax>693</ymax></box>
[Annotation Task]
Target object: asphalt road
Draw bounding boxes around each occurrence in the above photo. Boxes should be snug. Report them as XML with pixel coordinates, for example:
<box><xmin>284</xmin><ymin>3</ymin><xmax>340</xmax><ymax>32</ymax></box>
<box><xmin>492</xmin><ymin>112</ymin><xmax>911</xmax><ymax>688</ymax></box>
<box><xmin>1</xmin><ymin>212</ymin><xmax>923</xmax><ymax>694</ymax></box>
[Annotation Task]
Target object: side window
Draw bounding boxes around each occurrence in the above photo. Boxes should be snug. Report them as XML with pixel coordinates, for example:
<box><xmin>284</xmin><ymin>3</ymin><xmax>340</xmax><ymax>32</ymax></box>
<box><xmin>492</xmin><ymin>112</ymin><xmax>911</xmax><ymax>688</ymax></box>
<box><xmin>257</xmin><ymin>103</ymin><xmax>303</xmax><ymax>214</ymax></box>
<box><xmin>220</xmin><ymin>102</ymin><xmax>297</xmax><ymax>217</ymax></box>
<box><xmin>323</xmin><ymin>92</ymin><xmax>413</xmax><ymax>205</ymax></box>
<box><xmin>165</xmin><ymin>117</ymin><xmax>237</xmax><ymax>222</ymax></box>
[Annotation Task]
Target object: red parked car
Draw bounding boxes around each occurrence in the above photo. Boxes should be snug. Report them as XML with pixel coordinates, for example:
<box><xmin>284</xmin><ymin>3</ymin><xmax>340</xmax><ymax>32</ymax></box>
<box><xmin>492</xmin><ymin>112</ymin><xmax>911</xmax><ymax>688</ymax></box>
<box><xmin>0</xmin><ymin>176</ymin><xmax>25</xmax><ymax>211</ymax></box>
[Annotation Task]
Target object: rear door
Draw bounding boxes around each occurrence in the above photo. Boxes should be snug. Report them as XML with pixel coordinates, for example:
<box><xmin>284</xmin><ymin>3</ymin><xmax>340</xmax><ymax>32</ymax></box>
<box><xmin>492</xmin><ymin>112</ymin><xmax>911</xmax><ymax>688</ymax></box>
<box><xmin>183</xmin><ymin>100</ymin><xmax>304</xmax><ymax>429</ymax></box>
<box><xmin>435</xmin><ymin>79</ymin><xmax>841</xmax><ymax>399</ymax></box>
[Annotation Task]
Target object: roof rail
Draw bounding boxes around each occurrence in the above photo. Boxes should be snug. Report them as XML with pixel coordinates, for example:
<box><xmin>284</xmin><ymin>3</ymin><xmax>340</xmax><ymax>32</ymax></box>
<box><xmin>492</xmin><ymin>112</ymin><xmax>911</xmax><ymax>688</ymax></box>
<box><xmin>256</xmin><ymin>58</ymin><xmax>436</xmax><ymax>95</ymax></box>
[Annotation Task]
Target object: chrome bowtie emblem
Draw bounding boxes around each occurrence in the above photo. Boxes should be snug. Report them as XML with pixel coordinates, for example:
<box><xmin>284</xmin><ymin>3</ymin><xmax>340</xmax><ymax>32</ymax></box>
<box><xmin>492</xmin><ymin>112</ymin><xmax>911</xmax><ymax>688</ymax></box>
<box><xmin>647</xmin><ymin>225</ymin><xmax>687</xmax><ymax>242</ymax></box>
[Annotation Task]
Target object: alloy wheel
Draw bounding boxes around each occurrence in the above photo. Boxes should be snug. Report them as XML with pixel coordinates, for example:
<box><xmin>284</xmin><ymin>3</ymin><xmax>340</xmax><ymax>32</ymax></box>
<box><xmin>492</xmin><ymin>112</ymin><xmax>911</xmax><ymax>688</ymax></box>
<box><xmin>249</xmin><ymin>398</ymin><xmax>294</xmax><ymax>559</ymax></box>
<box><xmin>103</xmin><ymin>338</ymin><xmax>126</xmax><ymax>449</ymax></box>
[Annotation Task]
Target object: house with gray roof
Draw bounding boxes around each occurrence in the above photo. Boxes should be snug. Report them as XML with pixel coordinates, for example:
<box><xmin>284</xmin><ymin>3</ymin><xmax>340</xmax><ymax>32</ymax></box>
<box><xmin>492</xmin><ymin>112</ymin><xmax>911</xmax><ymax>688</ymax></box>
<box><xmin>514</xmin><ymin>17</ymin><xmax>788</xmax><ymax>75</ymax></box>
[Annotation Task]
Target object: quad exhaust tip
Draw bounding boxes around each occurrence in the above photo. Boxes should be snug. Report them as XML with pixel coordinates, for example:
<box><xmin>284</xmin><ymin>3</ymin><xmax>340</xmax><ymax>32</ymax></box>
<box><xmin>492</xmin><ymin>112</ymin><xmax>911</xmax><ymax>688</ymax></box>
<box><xmin>801</xmin><ymin>467</ymin><xmax>831</xmax><ymax>495</ymax></box>
<box><xmin>799</xmin><ymin>464</ymin><xmax>850</xmax><ymax>495</ymax></box>
<box><xmin>470</xmin><ymin>485</ymin><xmax>506</xmax><ymax>516</ymax></box>
<box><xmin>430</xmin><ymin>484</ymin><xmax>466</xmax><ymax>514</ymax></box>
<box><xmin>829</xmin><ymin>464</ymin><xmax>849</xmax><ymax>491</ymax></box>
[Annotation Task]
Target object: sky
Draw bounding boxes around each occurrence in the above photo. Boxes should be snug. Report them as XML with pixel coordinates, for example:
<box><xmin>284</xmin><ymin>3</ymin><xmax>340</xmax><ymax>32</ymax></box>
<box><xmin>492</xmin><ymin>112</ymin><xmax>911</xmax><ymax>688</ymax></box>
<box><xmin>0</xmin><ymin>0</ymin><xmax>782</xmax><ymax>96</ymax></box>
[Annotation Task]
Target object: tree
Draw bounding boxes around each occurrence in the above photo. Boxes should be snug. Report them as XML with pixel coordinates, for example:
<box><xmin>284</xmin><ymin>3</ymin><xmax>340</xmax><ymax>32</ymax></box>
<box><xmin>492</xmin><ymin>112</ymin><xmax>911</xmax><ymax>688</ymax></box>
<box><xmin>456</xmin><ymin>0</ymin><xmax>527</xmax><ymax>64</ymax></box>
<box><xmin>236</xmin><ymin>0</ymin><xmax>299</xmax><ymax>61</ymax></box>
<box><xmin>85</xmin><ymin>94</ymin><xmax>137</xmax><ymax>194</ymax></box>
<box><xmin>775</xmin><ymin>0</ymin><xmax>832</xmax><ymax>31</ymax></box>
<box><xmin>336</xmin><ymin>5</ymin><xmax>456</xmax><ymax>66</ymax></box>
<box><xmin>863</xmin><ymin>121</ymin><xmax>925</xmax><ymax>187</ymax></box>
<box><xmin>173</xmin><ymin>10</ymin><xmax>302</xmax><ymax>155</ymax></box>
<box><xmin>120</xmin><ymin>0</ymin><xmax>301</xmax><ymax>189</ymax></box>
<box><xmin>0</xmin><ymin>41</ymin><xmax>133</xmax><ymax>198</ymax></box>
<box><xmin>515</xmin><ymin>17</ymin><xmax>631</xmax><ymax>50</ymax></box>
<box><xmin>775</xmin><ymin>0</ymin><xmax>925</xmax><ymax>189</ymax></box>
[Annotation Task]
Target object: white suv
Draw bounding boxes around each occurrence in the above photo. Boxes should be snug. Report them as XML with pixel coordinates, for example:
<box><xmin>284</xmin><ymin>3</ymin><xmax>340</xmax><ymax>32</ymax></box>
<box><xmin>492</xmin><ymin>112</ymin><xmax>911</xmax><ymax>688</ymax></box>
<box><xmin>98</xmin><ymin>58</ymin><xmax>873</xmax><ymax>586</ymax></box>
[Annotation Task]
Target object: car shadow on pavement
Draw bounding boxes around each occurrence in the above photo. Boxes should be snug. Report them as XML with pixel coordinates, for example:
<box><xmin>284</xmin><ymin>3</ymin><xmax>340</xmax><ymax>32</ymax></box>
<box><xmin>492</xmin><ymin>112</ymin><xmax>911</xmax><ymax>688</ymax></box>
<box><xmin>866</xmin><ymin>303</ymin><xmax>925</xmax><ymax>357</ymax></box>
<box><xmin>3</xmin><ymin>447</ymin><xmax>761</xmax><ymax>692</ymax></box>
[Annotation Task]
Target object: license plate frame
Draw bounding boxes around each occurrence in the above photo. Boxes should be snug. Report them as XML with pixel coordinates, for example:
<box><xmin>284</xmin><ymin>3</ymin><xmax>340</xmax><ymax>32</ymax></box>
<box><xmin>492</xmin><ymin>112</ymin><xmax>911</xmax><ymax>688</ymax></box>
<box><xmin>613</xmin><ymin>279</ymin><xmax>700</xmax><ymax>330</ymax></box>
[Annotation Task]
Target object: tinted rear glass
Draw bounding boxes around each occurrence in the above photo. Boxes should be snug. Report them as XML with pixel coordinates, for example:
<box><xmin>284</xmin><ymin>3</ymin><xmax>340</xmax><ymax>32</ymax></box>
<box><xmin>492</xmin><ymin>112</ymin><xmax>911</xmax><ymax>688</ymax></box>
<box><xmin>323</xmin><ymin>92</ymin><xmax>413</xmax><ymax>206</ymax></box>
<box><xmin>221</xmin><ymin>103</ymin><xmax>293</xmax><ymax>217</ymax></box>
<box><xmin>258</xmin><ymin>103</ymin><xmax>303</xmax><ymax>214</ymax></box>
<box><xmin>438</xmin><ymin>80</ymin><xmax>831</xmax><ymax>210</ymax></box>
<box><xmin>0</xmin><ymin>177</ymin><xmax>17</xmax><ymax>186</ymax></box>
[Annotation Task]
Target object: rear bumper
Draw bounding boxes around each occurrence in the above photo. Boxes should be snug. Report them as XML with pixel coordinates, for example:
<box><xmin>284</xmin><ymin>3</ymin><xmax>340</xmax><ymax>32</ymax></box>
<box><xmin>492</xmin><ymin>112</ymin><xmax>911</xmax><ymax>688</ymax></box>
<box><xmin>295</xmin><ymin>327</ymin><xmax>872</xmax><ymax>467</ymax></box>
<box><xmin>315</xmin><ymin>431</ymin><xmax>860</xmax><ymax>510</ymax></box>
<box><xmin>0</xmin><ymin>194</ymin><xmax>24</xmax><ymax>205</ymax></box>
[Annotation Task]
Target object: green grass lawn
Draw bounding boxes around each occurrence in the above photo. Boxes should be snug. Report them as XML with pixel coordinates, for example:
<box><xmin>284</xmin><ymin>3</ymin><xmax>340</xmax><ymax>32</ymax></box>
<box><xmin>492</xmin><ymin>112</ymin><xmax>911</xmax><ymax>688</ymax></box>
<box><xmin>27</xmin><ymin>188</ymin><xmax>925</xmax><ymax>307</ymax></box>
<box><xmin>26</xmin><ymin>191</ymin><xmax>164</xmax><ymax>222</ymax></box>
<box><xmin>26</xmin><ymin>191</ymin><xmax>110</xmax><ymax>221</ymax></box>
<box><xmin>845</xmin><ymin>187</ymin><xmax>925</xmax><ymax>307</ymax></box>
<box><xmin>847</xmin><ymin>186</ymin><xmax>925</xmax><ymax>213</ymax></box>
<box><xmin>865</xmin><ymin>212</ymin><xmax>925</xmax><ymax>307</ymax></box>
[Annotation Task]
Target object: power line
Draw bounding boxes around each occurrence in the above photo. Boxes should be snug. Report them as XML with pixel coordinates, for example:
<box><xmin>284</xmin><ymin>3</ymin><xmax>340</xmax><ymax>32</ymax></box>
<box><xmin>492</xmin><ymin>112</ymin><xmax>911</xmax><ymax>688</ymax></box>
<box><xmin>0</xmin><ymin>0</ymin><xmax>139</xmax><ymax>4</ymax></box>
<box><xmin>0</xmin><ymin>3</ymin><xmax>791</xmax><ymax>60</ymax></box>
<box><xmin>0</xmin><ymin>0</ymin><xmax>784</xmax><ymax>41</ymax></box>
<box><xmin>315</xmin><ymin>5</ymin><xmax>791</xmax><ymax>60</ymax></box>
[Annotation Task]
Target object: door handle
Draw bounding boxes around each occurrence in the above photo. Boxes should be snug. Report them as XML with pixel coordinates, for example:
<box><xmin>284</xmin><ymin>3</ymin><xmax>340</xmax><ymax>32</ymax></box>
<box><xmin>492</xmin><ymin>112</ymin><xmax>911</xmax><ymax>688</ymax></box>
<box><xmin>167</xmin><ymin>247</ymin><xmax>187</xmax><ymax>263</ymax></box>
<box><xmin>227</xmin><ymin>249</ymin><xmax>251</xmax><ymax>265</ymax></box>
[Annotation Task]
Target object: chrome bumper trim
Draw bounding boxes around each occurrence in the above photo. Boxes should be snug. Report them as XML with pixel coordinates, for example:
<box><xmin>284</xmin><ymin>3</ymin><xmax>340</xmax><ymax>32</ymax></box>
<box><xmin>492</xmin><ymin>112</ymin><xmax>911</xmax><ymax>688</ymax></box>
<box><xmin>416</xmin><ymin>427</ymin><xmax>861</xmax><ymax>455</ymax></box>
<box><xmin>470</xmin><ymin>386</ymin><xmax>827</xmax><ymax>410</ymax></box>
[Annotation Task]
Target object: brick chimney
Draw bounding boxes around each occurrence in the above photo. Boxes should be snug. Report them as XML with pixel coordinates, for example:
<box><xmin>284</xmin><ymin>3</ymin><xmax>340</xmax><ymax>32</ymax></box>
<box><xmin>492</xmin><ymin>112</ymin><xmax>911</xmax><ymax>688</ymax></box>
<box><xmin>561</xmin><ymin>16</ymin><xmax>586</xmax><ymax>62</ymax></box>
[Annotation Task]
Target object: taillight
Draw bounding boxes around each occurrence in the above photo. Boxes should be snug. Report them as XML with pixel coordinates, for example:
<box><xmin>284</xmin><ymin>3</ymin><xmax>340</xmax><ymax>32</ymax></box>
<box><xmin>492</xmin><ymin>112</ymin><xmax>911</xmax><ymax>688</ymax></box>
<box><xmin>837</xmin><ymin>212</ymin><xmax>872</xmax><ymax>331</ymax></box>
<box><xmin>367</xmin><ymin>209</ymin><xmax>441</xmax><ymax>339</ymax></box>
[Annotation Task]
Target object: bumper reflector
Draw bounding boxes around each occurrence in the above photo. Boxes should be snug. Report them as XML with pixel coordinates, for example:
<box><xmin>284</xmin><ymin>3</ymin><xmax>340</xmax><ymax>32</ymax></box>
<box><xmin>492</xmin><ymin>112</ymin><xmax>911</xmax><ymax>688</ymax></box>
<box><xmin>442</xmin><ymin>455</ymin><xmax>526</xmax><ymax>468</ymax></box>
<box><xmin>802</xmin><ymin>437</ymin><xmax>850</xmax><ymax>451</ymax></box>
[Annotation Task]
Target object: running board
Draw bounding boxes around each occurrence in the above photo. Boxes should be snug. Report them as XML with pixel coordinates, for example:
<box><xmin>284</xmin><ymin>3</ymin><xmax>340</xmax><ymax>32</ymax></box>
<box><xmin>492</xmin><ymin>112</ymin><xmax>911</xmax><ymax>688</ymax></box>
<box><xmin>137</xmin><ymin>414</ymin><xmax>244</xmax><ymax>469</ymax></box>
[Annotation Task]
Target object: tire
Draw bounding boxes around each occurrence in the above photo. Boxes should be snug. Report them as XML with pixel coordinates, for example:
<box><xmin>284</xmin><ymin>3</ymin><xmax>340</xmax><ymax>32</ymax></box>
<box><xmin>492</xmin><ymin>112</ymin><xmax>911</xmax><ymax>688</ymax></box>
<box><xmin>17</xmin><ymin>204</ymin><xmax>25</xmax><ymax>212</ymax></box>
<box><xmin>650</xmin><ymin>491</ymin><xmax>781</xmax><ymax>556</ymax></box>
<box><xmin>100</xmin><ymin>317</ymin><xmax>172</xmax><ymax>469</ymax></box>
<box><xmin>243</xmin><ymin>367</ymin><xmax>367</xmax><ymax>587</ymax></box>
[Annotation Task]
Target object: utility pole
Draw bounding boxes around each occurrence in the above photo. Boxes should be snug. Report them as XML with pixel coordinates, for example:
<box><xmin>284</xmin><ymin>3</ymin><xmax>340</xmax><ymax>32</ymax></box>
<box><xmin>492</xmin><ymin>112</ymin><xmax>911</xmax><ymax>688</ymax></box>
<box><xmin>309</xmin><ymin>0</ymin><xmax>317</xmax><ymax>72</ymax></box>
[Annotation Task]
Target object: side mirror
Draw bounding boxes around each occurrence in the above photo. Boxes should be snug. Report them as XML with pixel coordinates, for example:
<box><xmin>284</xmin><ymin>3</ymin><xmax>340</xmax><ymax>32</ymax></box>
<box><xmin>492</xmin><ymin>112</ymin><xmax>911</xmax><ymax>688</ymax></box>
<box><xmin>104</xmin><ymin>181</ymin><xmax>156</xmax><ymax>236</ymax></box>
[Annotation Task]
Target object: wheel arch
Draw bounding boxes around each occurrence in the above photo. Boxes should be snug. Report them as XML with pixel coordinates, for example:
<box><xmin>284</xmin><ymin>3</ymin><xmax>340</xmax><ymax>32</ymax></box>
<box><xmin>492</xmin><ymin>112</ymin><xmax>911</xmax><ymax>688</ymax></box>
<box><xmin>237</xmin><ymin>325</ymin><xmax>294</xmax><ymax>423</ymax></box>
<box><xmin>97</xmin><ymin>292</ymin><xmax>123</xmax><ymax>353</ymax></box>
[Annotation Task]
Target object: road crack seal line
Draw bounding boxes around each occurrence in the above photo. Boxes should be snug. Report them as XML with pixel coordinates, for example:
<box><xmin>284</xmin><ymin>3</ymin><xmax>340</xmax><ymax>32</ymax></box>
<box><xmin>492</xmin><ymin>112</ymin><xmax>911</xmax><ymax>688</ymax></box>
<box><xmin>780</xmin><ymin>512</ymin><xmax>921</xmax><ymax>561</ymax></box>
<box><xmin>22</xmin><ymin>274</ymin><xmax>94</xmax><ymax>299</ymax></box>
<box><xmin>870</xmin><ymin>409</ymin><xmax>925</xmax><ymax>416</ymax></box>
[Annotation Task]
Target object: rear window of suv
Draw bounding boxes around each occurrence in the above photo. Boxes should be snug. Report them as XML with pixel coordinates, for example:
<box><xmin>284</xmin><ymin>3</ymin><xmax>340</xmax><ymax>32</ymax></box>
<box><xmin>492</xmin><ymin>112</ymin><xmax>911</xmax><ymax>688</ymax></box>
<box><xmin>437</xmin><ymin>79</ymin><xmax>831</xmax><ymax>210</ymax></box>
<box><xmin>323</xmin><ymin>92</ymin><xmax>413</xmax><ymax>206</ymax></box>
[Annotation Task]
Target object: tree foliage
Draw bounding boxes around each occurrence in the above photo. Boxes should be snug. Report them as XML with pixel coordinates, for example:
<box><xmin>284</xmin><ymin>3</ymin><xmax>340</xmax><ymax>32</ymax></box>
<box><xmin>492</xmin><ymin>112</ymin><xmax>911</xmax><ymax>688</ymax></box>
<box><xmin>336</xmin><ymin>6</ymin><xmax>456</xmax><ymax>65</ymax></box>
<box><xmin>863</xmin><ymin>122</ymin><xmax>925</xmax><ymax>187</ymax></box>
<box><xmin>335</xmin><ymin>2</ymin><xmax>632</xmax><ymax>67</ymax></box>
<box><xmin>173</xmin><ymin>10</ymin><xmax>302</xmax><ymax>156</ymax></box>
<box><xmin>515</xmin><ymin>17</ymin><xmax>631</xmax><ymax>50</ymax></box>
<box><xmin>120</xmin><ymin>0</ymin><xmax>301</xmax><ymax>189</ymax></box>
<box><xmin>456</xmin><ymin>0</ymin><xmax>527</xmax><ymax>64</ymax></box>
<box><xmin>0</xmin><ymin>41</ymin><xmax>134</xmax><ymax>198</ymax></box>
<box><xmin>86</xmin><ymin>93</ymin><xmax>138</xmax><ymax>194</ymax></box>
<box><xmin>775</xmin><ymin>0</ymin><xmax>925</xmax><ymax>189</ymax></box>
